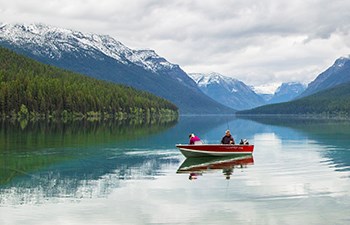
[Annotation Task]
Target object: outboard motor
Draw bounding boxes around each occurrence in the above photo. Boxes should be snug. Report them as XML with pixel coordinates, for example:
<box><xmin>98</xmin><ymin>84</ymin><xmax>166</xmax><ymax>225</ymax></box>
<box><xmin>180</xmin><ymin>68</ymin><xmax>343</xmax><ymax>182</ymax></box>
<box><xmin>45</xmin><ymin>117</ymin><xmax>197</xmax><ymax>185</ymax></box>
<box><xmin>240</xmin><ymin>139</ymin><xmax>249</xmax><ymax>145</ymax></box>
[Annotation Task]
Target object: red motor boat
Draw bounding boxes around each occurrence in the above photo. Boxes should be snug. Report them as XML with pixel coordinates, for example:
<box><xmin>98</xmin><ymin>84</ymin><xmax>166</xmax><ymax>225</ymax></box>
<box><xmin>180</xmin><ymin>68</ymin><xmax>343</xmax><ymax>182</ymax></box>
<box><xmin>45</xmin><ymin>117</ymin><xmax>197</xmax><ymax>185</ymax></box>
<box><xmin>176</xmin><ymin>144</ymin><xmax>254</xmax><ymax>158</ymax></box>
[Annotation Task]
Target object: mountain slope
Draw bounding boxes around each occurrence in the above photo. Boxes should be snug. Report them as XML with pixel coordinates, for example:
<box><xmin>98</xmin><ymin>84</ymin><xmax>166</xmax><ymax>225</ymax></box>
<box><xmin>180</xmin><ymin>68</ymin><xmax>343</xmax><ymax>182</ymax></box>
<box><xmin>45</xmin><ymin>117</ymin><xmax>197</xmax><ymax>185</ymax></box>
<box><xmin>189</xmin><ymin>72</ymin><xmax>265</xmax><ymax>110</ymax></box>
<box><xmin>237</xmin><ymin>82</ymin><xmax>350</xmax><ymax>117</ymax></box>
<box><xmin>0</xmin><ymin>23</ymin><xmax>234</xmax><ymax>114</ymax></box>
<box><xmin>300</xmin><ymin>56</ymin><xmax>350</xmax><ymax>97</ymax></box>
<box><xmin>0</xmin><ymin>46</ymin><xmax>178</xmax><ymax>118</ymax></box>
<box><xmin>269</xmin><ymin>82</ymin><xmax>306</xmax><ymax>104</ymax></box>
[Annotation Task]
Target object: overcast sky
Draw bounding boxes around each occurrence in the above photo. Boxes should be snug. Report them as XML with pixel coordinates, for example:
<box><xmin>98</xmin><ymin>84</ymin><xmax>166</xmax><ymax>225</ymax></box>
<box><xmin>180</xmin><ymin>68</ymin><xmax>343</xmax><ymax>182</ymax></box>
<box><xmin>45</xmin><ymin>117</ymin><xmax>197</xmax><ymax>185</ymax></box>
<box><xmin>1</xmin><ymin>0</ymin><xmax>350</xmax><ymax>92</ymax></box>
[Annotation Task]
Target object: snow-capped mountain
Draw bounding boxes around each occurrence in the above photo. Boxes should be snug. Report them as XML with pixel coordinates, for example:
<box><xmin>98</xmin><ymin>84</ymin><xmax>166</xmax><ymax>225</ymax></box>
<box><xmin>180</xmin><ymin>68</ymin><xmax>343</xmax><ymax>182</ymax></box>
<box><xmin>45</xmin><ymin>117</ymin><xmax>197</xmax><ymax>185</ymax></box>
<box><xmin>189</xmin><ymin>72</ymin><xmax>265</xmax><ymax>110</ymax></box>
<box><xmin>0</xmin><ymin>23</ymin><xmax>234</xmax><ymax>114</ymax></box>
<box><xmin>268</xmin><ymin>82</ymin><xmax>306</xmax><ymax>104</ymax></box>
<box><xmin>0</xmin><ymin>23</ymin><xmax>174</xmax><ymax>73</ymax></box>
<box><xmin>300</xmin><ymin>56</ymin><xmax>350</xmax><ymax>97</ymax></box>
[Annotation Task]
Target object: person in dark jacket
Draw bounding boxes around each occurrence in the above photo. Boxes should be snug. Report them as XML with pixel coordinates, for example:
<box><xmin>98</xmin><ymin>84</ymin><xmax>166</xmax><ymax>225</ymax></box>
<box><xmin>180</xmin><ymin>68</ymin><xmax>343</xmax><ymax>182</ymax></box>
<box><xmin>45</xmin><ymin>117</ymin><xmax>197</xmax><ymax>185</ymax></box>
<box><xmin>221</xmin><ymin>130</ymin><xmax>235</xmax><ymax>144</ymax></box>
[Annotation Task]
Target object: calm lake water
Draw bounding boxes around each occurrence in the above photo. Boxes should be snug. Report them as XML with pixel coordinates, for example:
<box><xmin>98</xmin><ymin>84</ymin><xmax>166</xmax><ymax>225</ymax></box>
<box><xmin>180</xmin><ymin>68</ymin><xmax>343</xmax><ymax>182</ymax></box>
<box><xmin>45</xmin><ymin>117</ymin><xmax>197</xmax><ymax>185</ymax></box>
<box><xmin>1</xmin><ymin>116</ymin><xmax>350</xmax><ymax>225</ymax></box>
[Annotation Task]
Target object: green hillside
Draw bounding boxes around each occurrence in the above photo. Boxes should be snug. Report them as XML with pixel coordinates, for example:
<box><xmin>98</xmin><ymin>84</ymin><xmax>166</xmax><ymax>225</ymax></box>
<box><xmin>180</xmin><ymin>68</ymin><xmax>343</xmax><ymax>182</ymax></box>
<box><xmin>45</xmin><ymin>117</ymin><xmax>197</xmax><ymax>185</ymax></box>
<box><xmin>0</xmin><ymin>46</ymin><xmax>178</xmax><ymax>119</ymax></box>
<box><xmin>237</xmin><ymin>82</ymin><xmax>350</xmax><ymax>118</ymax></box>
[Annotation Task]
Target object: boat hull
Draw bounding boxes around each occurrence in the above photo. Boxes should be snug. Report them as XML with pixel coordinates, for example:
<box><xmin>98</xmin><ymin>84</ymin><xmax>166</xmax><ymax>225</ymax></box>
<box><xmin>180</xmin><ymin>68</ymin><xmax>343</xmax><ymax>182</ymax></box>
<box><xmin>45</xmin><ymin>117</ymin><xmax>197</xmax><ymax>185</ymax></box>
<box><xmin>176</xmin><ymin>144</ymin><xmax>254</xmax><ymax>158</ymax></box>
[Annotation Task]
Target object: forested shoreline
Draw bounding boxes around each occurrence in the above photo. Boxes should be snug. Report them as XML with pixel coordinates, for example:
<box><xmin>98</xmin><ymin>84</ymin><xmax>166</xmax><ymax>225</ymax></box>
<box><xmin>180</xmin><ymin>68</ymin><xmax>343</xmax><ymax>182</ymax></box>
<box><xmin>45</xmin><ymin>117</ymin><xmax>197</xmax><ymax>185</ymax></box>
<box><xmin>0</xmin><ymin>47</ymin><xmax>178</xmax><ymax>121</ymax></box>
<box><xmin>237</xmin><ymin>81</ymin><xmax>350</xmax><ymax>119</ymax></box>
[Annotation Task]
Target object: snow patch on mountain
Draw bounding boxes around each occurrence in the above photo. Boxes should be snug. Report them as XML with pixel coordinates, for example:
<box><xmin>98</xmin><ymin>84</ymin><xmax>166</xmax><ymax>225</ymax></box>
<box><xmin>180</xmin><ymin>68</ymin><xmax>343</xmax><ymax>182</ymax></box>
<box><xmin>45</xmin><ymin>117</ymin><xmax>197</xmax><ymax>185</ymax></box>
<box><xmin>334</xmin><ymin>55</ymin><xmax>350</xmax><ymax>68</ymax></box>
<box><xmin>190</xmin><ymin>72</ymin><xmax>229</xmax><ymax>87</ymax></box>
<box><xmin>252</xmin><ymin>83</ymin><xmax>281</xmax><ymax>95</ymax></box>
<box><xmin>189</xmin><ymin>72</ymin><xmax>243</xmax><ymax>90</ymax></box>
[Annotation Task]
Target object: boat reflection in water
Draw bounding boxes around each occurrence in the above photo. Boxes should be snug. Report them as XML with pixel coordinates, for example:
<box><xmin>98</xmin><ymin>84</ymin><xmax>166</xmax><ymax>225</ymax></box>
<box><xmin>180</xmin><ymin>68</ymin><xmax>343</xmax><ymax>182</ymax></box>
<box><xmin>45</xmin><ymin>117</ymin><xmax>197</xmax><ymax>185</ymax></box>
<box><xmin>176</xmin><ymin>155</ymin><xmax>254</xmax><ymax>180</ymax></box>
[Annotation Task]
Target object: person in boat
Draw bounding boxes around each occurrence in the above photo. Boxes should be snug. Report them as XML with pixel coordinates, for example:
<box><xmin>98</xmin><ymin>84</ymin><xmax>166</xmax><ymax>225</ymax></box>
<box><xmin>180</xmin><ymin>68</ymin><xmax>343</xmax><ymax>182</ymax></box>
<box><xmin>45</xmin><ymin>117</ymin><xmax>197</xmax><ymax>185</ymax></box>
<box><xmin>189</xmin><ymin>133</ymin><xmax>202</xmax><ymax>145</ymax></box>
<box><xmin>221</xmin><ymin>130</ymin><xmax>235</xmax><ymax>144</ymax></box>
<box><xmin>189</xmin><ymin>172</ymin><xmax>198</xmax><ymax>180</ymax></box>
<box><xmin>223</xmin><ymin>168</ymin><xmax>233</xmax><ymax>180</ymax></box>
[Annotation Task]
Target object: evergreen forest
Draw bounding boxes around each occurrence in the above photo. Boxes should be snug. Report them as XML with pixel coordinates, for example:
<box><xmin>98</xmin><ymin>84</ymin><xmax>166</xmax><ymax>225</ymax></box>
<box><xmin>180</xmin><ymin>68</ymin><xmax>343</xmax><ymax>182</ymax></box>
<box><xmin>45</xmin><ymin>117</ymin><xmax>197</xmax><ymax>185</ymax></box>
<box><xmin>237</xmin><ymin>82</ymin><xmax>350</xmax><ymax>118</ymax></box>
<box><xmin>0</xmin><ymin>46</ymin><xmax>178</xmax><ymax>120</ymax></box>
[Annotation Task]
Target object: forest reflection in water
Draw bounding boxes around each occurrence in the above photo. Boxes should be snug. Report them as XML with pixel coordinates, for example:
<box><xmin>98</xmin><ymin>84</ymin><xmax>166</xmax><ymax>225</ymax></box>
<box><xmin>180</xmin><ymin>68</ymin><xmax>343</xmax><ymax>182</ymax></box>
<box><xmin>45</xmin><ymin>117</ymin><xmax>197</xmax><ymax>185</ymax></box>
<box><xmin>0</xmin><ymin>116</ymin><xmax>178</xmax><ymax>151</ymax></box>
<box><xmin>0</xmin><ymin>117</ymin><xmax>178</xmax><ymax>193</ymax></box>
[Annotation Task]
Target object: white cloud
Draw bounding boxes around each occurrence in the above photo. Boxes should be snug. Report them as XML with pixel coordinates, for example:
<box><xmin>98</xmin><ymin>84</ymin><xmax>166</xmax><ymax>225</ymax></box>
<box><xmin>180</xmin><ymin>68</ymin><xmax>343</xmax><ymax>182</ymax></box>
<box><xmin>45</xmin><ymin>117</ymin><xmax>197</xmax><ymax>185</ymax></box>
<box><xmin>1</xmin><ymin>0</ymin><xmax>350</xmax><ymax>88</ymax></box>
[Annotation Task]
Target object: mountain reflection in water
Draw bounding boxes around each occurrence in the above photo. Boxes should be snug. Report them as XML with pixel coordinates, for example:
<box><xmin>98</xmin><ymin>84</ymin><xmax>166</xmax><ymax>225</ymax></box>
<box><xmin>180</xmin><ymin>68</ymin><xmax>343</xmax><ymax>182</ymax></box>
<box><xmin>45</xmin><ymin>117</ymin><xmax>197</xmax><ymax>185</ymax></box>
<box><xmin>238</xmin><ymin>116</ymin><xmax>350</xmax><ymax>173</ymax></box>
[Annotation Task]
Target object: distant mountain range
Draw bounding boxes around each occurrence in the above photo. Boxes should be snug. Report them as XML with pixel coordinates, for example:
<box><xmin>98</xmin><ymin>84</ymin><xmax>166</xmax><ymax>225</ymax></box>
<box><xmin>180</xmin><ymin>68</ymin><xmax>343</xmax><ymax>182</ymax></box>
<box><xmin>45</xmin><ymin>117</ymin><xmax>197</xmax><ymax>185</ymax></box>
<box><xmin>238</xmin><ymin>56</ymin><xmax>350</xmax><ymax>117</ymax></box>
<box><xmin>188</xmin><ymin>72</ymin><xmax>265</xmax><ymax>110</ymax></box>
<box><xmin>0</xmin><ymin>23</ymin><xmax>234</xmax><ymax>114</ymax></box>
<box><xmin>188</xmin><ymin>73</ymin><xmax>306</xmax><ymax>110</ymax></box>
<box><xmin>186</xmin><ymin>55</ymin><xmax>350</xmax><ymax>113</ymax></box>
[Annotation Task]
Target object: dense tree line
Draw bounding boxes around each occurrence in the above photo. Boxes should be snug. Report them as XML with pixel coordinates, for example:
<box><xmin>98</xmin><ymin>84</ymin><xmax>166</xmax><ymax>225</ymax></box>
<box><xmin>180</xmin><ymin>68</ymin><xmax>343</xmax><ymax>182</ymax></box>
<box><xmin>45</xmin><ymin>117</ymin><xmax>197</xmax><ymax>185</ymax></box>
<box><xmin>237</xmin><ymin>82</ymin><xmax>350</xmax><ymax>118</ymax></box>
<box><xmin>0</xmin><ymin>47</ymin><xmax>178</xmax><ymax>119</ymax></box>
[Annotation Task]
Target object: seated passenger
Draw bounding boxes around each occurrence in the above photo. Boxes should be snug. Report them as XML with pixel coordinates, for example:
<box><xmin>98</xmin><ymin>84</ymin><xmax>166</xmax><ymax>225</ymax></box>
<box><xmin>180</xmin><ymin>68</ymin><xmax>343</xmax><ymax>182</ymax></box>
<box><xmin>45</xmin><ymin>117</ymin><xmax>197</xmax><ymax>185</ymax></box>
<box><xmin>221</xmin><ymin>130</ymin><xmax>235</xmax><ymax>144</ymax></box>
<box><xmin>189</xmin><ymin>133</ymin><xmax>202</xmax><ymax>145</ymax></box>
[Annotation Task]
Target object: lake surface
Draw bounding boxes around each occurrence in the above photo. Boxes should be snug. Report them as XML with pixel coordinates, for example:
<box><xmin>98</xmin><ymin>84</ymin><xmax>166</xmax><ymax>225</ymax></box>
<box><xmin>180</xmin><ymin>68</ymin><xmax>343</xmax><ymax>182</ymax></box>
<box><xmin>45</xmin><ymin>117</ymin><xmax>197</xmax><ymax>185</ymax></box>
<box><xmin>1</xmin><ymin>116</ymin><xmax>350</xmax><ymax>225</ymax></box>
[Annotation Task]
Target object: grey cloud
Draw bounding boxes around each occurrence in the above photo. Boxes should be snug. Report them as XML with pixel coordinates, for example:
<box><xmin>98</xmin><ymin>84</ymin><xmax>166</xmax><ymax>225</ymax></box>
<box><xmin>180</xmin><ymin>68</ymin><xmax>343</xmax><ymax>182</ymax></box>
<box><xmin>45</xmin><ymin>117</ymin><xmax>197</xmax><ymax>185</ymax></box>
<box><xmin>1</xmin><ymin>0</ymin><xmax>350</xmax><ymax>88</ymax></box>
